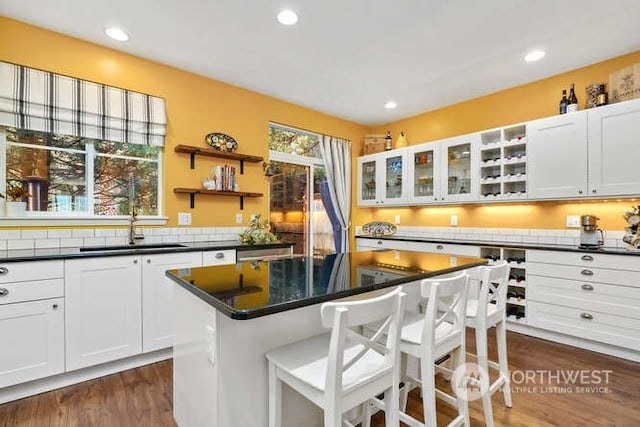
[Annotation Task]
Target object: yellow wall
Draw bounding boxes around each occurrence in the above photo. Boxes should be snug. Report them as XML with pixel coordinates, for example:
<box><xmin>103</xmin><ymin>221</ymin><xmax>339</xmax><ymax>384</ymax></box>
<box><xmin>0</xmin><ymin>16</ymin><xmax>368</xmax><ymax>227</ymax></box>
<box><xmin>358</xmin><ymin>50</ymin><xmax>640</xmax><ymax>231</ymax></box>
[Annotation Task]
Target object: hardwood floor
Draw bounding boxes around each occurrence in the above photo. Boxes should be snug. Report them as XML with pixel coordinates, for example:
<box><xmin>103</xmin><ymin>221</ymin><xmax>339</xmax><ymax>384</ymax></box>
<box><xmin>1</xmin><ymin>329</ymin><xmax>639</xmax><ymax>426</ymax></box>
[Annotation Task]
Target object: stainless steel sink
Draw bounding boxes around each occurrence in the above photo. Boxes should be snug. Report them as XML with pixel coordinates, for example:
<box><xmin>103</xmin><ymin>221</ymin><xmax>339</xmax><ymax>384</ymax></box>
<box><xmin>80</xmin><ymin>243</ymin><xmax>186</xmax><ymax>252</ymax></box>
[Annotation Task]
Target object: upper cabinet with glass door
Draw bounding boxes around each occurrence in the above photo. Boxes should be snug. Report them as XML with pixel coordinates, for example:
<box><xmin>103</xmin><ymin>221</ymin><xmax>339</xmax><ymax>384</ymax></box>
<box><xmin>440</xmin><ymin>134</ymin><xmax>479</xmax><ymax>203</ymax></box>
<box><xmin>407</xmin><ymin>143</ymin><xmax>440</xmax><ymax>204</ymax></box>
<box><xmin>357</xmin><ymin>150</ymin><xmax>408</xmax><ymax>207</ymax></box>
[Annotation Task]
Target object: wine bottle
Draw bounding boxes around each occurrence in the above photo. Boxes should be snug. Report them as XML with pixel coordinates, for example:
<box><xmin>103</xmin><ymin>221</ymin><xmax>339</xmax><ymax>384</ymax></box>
<box><xmin>596</xmin><ymin>84</ymin><xmax>608</xmax><ymax>107</ymax></box>
<box><xmin>559</xmin><ymin>89</ymin><xmax>568</xmax><ymax>114</ymax></box>
<box><xmin>384</xmin><ymin>131</ymin><xmax>392</xmax><ymax>151</ymax></box>
<box><xmin>567</xmin><ymin>83</ymin><xmax>578</xmax><ymax>113</ymax></box>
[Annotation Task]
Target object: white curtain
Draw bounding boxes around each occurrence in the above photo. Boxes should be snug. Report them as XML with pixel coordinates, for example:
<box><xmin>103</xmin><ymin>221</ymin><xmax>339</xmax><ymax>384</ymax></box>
<box><xmin>320</xmin><ymin>135</ymin><xmax>351</xmax><ymax>252</ymax></box>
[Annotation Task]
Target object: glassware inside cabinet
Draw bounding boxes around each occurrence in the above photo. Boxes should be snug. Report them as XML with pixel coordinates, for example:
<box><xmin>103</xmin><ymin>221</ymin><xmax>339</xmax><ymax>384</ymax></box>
<box><xmin>447</xmin><ymin>143</ymin><xmax>471</xmax><ymax>195</ymax></box>
<box><xmin>385</xmin><ymin>155</ymin><xmax>403</xmax><ymax>199</ymax></box>
<box><xmin>413</xmin><ymin>149</ymin><xmax>434</xmax><ymax>197</ymax></box>
<box><xmin>361</xmin><ymin>160</ymin><xmax>376</xmax><ymax>200</ymax></box>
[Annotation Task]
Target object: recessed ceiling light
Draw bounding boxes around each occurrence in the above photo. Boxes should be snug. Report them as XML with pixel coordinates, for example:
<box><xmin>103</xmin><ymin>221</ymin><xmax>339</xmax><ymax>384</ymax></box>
<box><xmin>524</xmin><ymin>50</ymin><xmax>546</xmax><ymax>62</ymax></box>
<box><xmin>277</xmin><ymin>10</ymin><xmax>298</xmax><ymax>26</ymax></box>
<box><xmin>384</xmin><ymin>101</ymin><xmax>397</xmax><ymax>110</ymax></box>
<box><xmin>105</xmin><ymin>27</ymin><xmax>129</xmax><ymax>42</ymax></box>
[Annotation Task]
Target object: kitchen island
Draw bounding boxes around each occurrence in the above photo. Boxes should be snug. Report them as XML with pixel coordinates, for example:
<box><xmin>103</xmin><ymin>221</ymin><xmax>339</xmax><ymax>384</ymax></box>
<box><xmin>166</xmin><ymin>249</ymin><xmax>485</xmax><ymax>427</ymax></box>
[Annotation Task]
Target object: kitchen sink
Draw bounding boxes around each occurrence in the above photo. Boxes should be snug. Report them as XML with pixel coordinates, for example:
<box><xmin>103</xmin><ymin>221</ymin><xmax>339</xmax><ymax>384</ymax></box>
<box><xmin>80</xmin><ymin>243</ymin><xmax>187</xmax><ymax>252</ymax></box>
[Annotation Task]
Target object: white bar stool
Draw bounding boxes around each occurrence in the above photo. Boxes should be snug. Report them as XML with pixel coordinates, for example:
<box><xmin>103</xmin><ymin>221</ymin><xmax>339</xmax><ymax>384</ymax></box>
<box><xmin>465</xmin><ymin>260</ymin><xmax>512</xmax><ymax>427</ymax></box>
<box><xmin>265</xmin><ymin>286</ymin><xmax>406</xmax><ymax>427</ymax></box>
<box><xmin>368</xmin><ymin>272</ymin><xmax>470</xmax><ymax>427</ymax></box>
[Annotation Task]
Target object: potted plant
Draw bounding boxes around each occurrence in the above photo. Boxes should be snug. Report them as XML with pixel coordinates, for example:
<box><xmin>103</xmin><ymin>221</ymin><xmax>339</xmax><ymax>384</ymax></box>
<box><xmin>238</xmin><ymin>214</ymin><xmax>278</xmax><ymax>245</ymax></box>
<box><xmin>5</xmin><ymin>185</ymin><xmax>29</xmax><ymax>217</ymax></box>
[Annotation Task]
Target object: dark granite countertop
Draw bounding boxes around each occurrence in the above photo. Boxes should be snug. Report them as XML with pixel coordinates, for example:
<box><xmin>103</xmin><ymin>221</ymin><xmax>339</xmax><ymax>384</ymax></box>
<box><xmin>355</xmin><ymin>235</ymin><xmax>640</xmax><ymax>256</ymax></box>
<box><xmin>0</xmin><ymin>241</ymin><xmax>293</xmax><ymax>262</ymax></box>
<box><xmin>165</xmin><ymin>250</ymin><xmax>486</xmax><ymax>319</ymax></box>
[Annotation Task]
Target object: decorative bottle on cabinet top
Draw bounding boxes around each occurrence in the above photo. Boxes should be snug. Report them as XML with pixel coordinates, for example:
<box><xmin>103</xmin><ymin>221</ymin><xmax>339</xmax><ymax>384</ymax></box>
<box><xmin>559</xmin><ymin>89</ymin><xmax>568</xmax><ymax>114</ymax></box>
<box><xmin>384</xmin><ymin>131</ymin><xmax>392</xmax><ymax>151</ymax></box>
<box><xmin>567</xmin><ymin>83</ymin><xmax>578</xmax><ymax>113</ymax></box>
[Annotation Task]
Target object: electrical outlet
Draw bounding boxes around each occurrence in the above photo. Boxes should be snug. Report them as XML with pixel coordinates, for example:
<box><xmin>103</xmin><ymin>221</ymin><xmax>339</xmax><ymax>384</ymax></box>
<box><xmin>178</xmin><ymin>212</ymin><xmax>191</xmax><ymax>225</ymax></box>
<box><xmin>450</xmin><ymin>215</ymin><xmax>458</xmax><ymax>226</ymax></box>
<box><xmin>394</xmin><ymin>250</ymin><xmax>400</xmax><ymax>260</ymax></box>
<box><xmin>236</xmin><ymin>213</ymin><xmax>243</xmax><ymax>224</ymax></box>
<box><xmin>566</xmin><ymin>215</ymin><xmax>580</xmax><ymax>228</ymax></box>
<box><xmin>394</xmin><ymin>215</ymin><xmax>400</xmax><ymax>225</ymax></box>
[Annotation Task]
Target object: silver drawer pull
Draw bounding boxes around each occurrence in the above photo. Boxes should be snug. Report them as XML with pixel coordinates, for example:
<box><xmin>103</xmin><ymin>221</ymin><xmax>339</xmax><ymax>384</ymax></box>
<box><xmin>0</xmin><ymin>287</ymin><xmax>8</xmax><ymax>297</ymax></box>
<box><xmin>581</xmin><ymin>284</ymin><xmax>594</xmax><ymax>291</ymax></box>
<box><xmin>0</xmin><ymin>267</ymin><xmax>8</xmax><ymax>275</ymax></box>
<box><xmin>215</xmin><ymin>252</ymin><xmax>225</xmax><ymax>259</ymax></box>
<box><xmin>377</xmin><ymin>240</ymin><xmax>383</xmax><ymax>245</ymax></box>
<box><xmin>580</xmin><ymin>313</ymin><xmax>594</xmax><ymax>320</ymax></box>
<box><xmin>581</xmin><ymin>255</ymin><xmax>594</xmax><ymax>261</ymax></box>
<box><xmin>581</xmin><ymin>269</ymin><xmax>594</xmax><ymax>276</ymax></box>
<box><xmin>436</xmin><ymin>245</ymin><xmax>444</xmax><ymax>250</ymax></box>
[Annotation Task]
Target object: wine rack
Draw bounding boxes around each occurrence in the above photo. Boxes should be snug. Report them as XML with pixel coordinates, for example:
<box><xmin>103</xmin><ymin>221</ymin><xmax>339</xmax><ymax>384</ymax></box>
<box><xmin>479</xmin><ymin>124</ymin><xmax>527</xmax><ymax>201</ymax></box>
<box><xmin>481</xmin><ymin>245</ymin><xmax>527</xmax><ymax>324</ymax></box>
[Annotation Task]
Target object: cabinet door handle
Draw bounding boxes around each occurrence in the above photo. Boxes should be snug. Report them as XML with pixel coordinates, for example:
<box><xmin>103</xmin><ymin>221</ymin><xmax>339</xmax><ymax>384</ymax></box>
<box><xmin>0</xmin><ymin>287</ymin><xmax>8</xmax><ymax>297</ymax></box>
<box><xmin>377</xmin><ymin>241</ymin><xmax>383</xmax><ymax>245</ymax></box>
<box><xmin>580</xmin><ymin>312</ymin><xmax>594</xmax><ymax>320</ymax></box>
<box><xmin>0</xmin><ymin>266</ymin><xmax>8</xmax><ymax>275</ymax></box>
<box><xmin>581</xmin><ymin>255</ymin><xmax>594</xmax><ymax>261</ymax></box>
<box><xmin>581</xmin><ymin>269</ymin><xmax>594</xmax><ymax>276</ymax></box>
<box><xmin>215</xmin><ymin>252</ymin><xmax>225</xmax><ymax>259</ymax></box>
<box><xmin>146</xmin><ymin>259</ymin><xmax>151</xmax><ymax>264</ymax></box>
<box><xmin>133</xmin><ymin>259</ymin><xmax>138</xmax><ymax>264</ymax></box>
<box><xmin>578</xmin><ymin>190</ymin><xmax>583</xmax><ymax>194</ymax></box>
<box><xmin>581</xmin><ymin>284</ymin><xmax>594</xmax><ymax>291</ymax></box>
<box><xmin>592</xmin><ymin>189</ymin><xmax>597</xmax><ymax>193</ymax></box>
<box><xmin>52</xmin><ymin>304</ymin><xmax>59</xmax><ymax>310</ymax></box>
<box><xmin>436</xmin><ymin>245</ymin><xmax>444</xmax><ymax>250</ymax></box>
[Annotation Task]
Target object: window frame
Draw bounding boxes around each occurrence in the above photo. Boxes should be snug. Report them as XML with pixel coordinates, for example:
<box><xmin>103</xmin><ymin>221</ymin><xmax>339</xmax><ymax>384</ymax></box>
<box><xmin>0</xmin><ymin>127</ymin><xmax>167</xmax><ymax>226</ymax></box>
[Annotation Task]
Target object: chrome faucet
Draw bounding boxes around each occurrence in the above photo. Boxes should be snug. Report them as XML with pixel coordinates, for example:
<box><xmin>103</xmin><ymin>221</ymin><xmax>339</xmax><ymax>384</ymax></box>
<box><xmin>128</xmin><ymin>173</ymin><xmax>144</xmax><ymax>245</ymax></box>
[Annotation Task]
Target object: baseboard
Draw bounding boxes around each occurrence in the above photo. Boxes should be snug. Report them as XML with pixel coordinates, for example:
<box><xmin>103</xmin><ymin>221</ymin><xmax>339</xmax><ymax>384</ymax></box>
<box><xmin>0</xmin><ymin>348</ymin><xmax>172</xmax><ymax>404</ymax></box>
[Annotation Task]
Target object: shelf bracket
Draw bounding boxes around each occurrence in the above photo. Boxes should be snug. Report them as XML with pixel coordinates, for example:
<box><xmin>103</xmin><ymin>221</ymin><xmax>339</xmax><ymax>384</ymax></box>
<box><xmin>239</xmin><ymin>196</ymin><xmax>244</xmax><ymax>210</ymax></box>
<box><xmin>190</xmin><ymin>153</ymin><xmax>196</xmax><ymax>169</ymax></box>
<box><xmin>239</xmin><ymin>160</ymin><xmax>244</xmax><ymax>175</ymax></box>
<box><xmin>189</xmin><ymin>193</ymin><xmax>195</xmax><ymax>209</ymax></box>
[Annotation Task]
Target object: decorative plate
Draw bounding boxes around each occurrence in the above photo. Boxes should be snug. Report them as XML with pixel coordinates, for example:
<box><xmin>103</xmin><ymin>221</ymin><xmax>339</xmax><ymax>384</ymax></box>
<box><xmin>205</xmin><ymin>132</ymin><xmax>238</xmax><ymax>152</ymax></box>
<box><xmin>361</xmin><ymin>221</ymin><xmax>397</xmax><ymax>238</ymax></box>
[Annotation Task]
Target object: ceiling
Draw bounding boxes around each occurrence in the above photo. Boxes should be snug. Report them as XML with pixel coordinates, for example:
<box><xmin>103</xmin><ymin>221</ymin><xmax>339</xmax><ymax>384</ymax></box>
<box><xmin>2</xmin><ymin>0</ymin><xmax>640</xmax><ymax>126</ymax></box>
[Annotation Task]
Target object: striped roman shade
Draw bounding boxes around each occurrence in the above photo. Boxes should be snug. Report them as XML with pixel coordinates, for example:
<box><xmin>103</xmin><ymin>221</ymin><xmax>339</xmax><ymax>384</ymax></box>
<box><xmin>0</xmin><ymin>61</ymin><xmax>166</xmax><ymax>146</ymax></box>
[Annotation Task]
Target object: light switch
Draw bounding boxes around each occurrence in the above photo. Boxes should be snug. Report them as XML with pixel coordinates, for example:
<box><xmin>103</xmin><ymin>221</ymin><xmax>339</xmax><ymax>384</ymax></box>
<box><xmin>236</xmin><ymin>213</ymin><xmax>243</xmax><ymax>224</ymax></box>
<box><xmin>178</xmin><ymin>212</ymin><xmax>191</xmax><ymax>225</ymax></box>
<box><xmin>394</xmin><ymin>215</ymin><xmax>401</xmax><ymax>224</ymax></box>
<box><xmin>566</xmin><ymin>215</ymin><xmax>580</xmax><ymax>228</ymax></box>
<box><xmin>450</xmin><ymin>215</ymin><xmax>458</xmax><ymax>226</ymax></box>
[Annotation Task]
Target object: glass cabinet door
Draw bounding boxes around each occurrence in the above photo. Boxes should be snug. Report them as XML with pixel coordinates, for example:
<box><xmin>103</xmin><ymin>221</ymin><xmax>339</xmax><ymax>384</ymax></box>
<box><xmin>412</xmin><ymin>148</ymin><xmax>435</xmax><ymax>198</ymax></box>
<box><xmin>384</xmin><ymin>155</ymin><xmax>404</xmax><ymax>200</ymax></box>
<box><xmin>446</xmin><ymin>143</ymin><xmax>471</xmax><ymax>196</ymax></box>
<box><xmin>360</xmin><ymin>159</ymin><xmax>377</xmax><ymax>202</ymax></box>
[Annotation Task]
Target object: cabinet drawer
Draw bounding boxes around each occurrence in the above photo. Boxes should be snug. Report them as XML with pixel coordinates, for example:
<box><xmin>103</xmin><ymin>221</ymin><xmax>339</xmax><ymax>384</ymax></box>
<box><xmin>356</xmin><ymin>238</ymin><xmax>398</xmax><ymax>251</ymax></box>
<box><xmin>527</xmin><ymin>249</ymin><xmax>640</xmax><ymax>270</ymax></box>
<box><xmin>528</xmin><ymin>301</ymin><xmax>640</xmax><ymax>351</ymax></box>
<box><xmin>528</xmin><ymin>275</ymin><xmax>640</xmax><ymax>319</ymax></box>
<box><xmin>0</xmin><ymin>260</ymin><xmax>64</xmax><ymax>284</ymax></box>
<box><xmin>355</xmin><ymin>238</ymin><xmax>480</xmax><ymax>257</ymax></box>
<box><xmin>0</xmin><ymin>279</ymin><xmax>64</xmax><ymax>305</ymax></box>
<box><xmin>202</xmin><ymin>249</ymin><xmax>236</xmax><ymax>266</ymax></box>
<box><xmin>527</xmin><ymin>262</ymin><xmax>640</xmax><ymax>286</ymax></box>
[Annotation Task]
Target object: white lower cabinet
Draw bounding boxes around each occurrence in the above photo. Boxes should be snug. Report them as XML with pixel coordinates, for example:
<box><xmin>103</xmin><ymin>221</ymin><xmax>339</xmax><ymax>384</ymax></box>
<box><xmin>0</xmin><ymin>260</ymin><xmax>65</xmax><ymax>388</ymax></box>
<box><xmin>142</xmin><ymin>252</ymin><xmax>202</xmax><ymax>353</ymax></box>
<box><xmin>0</xmin><ymin>298</ymin><xmax>65</xmax><ymax>388</ymax></box>
<box><xmin>65</xmin><ymin>255</ymin><xmax>143</xmax><ymax>371</ymax></box>
<box><xmin>527</xmin><ymin>249</ymin><xmax>640</xmax><ymax>352</ymax></box>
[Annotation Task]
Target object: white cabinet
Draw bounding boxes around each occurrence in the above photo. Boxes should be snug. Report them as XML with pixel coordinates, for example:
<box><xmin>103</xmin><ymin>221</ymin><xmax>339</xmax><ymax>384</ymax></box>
<box><xmin>357</xmin><ymin>150</ymin><xmax>408</xmax><ymax>207</ymax></box>
<box><xmin>65</xmin><ymin>255</ymin><xmax>142</xmax><ymax>371</ymax></box>
<box><xmin>0</xmin><ymin>260</ymin><xmax>65</xmax><ymax>388</ymax></box>
<box><xmin>527</xmin><ymin>249</ymin><xmax>640</xmax><ymax>351</ymax></box>
<box><xmin>527</xmin><ymin>111</ymin><xmax>589</xmax><ymax>199</ymax></box>
<box><xmin>587</xmin><ymin>98</ymin><xmax>640</xmax><ymax>196</ymax></box>
<box><xmin>142</xmin><ymin>252</ymin><xmax>202</xmax><ymax>353</ymax></box>
<box><xmin>407</xmin><ymin>134</ymin><xmax>479</xmax><ymax>204</ymax></box>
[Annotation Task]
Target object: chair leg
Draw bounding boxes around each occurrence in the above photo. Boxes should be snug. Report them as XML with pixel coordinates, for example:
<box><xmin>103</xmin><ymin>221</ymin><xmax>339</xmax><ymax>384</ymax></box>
<box><xmin>452</xmin><ymin>347</ymin><xmax>470</xmax><ymax>427</ymax></box>
<box><xmin>384</xmin><ymin>385</ymin><xmax>400</xmax><ymax>427</ymax></box>
<box><xmin>420</xmin><ymin>356</ymin><xmax>437</xmax><ymax>427</ymax></box>
<box><xmin>475</xmin><ymin>327</ymin><xmax>494</xmax><ymax>427</ymax></box>
<box><xmin>268</xmin><ymin>363</ymin><xmax>282</xmax><ymax>427</ymax></box>
<box><xmin>323</xmin><ymin>405</ymin><xmax>342</xmax><ymax>427</ymax></box>
<box><xmin>362</xmin><ymin>399</ymin><xmax>372</xmax><ymax>427</ymax></box>
<box><xmin>496</xmin><ymin>320</ymin><xmax>512</xmax><ymax>408</ymax></box>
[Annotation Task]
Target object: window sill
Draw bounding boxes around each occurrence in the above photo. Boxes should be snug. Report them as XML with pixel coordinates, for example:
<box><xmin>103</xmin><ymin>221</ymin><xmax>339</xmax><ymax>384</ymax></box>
<box><xmin>0</xmin><ymin>215</ymin><xmax>169</xmax><ymax>227</ymax></box>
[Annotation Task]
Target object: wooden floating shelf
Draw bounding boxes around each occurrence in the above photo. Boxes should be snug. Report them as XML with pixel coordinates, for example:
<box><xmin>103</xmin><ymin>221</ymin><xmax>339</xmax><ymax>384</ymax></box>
<box><xmin>174</xmin><ymin>144</ymin><xmax>263</xmax><ymax>172</ymax></box>
<box><xmin>173</xmin><ymin>187</ymin><xmax>263</xmax><ymax>210</ymax></box>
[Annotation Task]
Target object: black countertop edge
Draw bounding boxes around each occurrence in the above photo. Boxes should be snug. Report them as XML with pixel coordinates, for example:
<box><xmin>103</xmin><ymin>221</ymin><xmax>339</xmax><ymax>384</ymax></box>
<box><xmin>165</xmin><ymin>259</ymin><xmax>486</xmax><ymax>320</ymax></box>
<box><xmin>356</xmin><ymin>235</ymin><xmax>640</xmax><ymax>256</ymax></box>
<box><xmin>0</xmin><ymin>241</ymin><xmax>293</xmax><ymax>263</ymax></box>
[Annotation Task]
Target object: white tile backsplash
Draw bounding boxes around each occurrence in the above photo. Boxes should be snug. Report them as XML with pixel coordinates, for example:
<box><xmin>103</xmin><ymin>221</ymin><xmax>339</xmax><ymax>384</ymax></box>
<box><xmin>21</xmin><ymin>229</ymin><xmax>48</xmax><ymax>239</ymax></box>
<box><xmin>47</xmin><ymin>229</ymin><xmax>73</xmax><ymax>238</ymax></box>
<box><xmin>35</xmin><ymin>239</ymin><xmax>60</xmax><ymax>249</ymax></box>
<box><xmin>8</xmin><ymin>239</ymin><xmax>34</xmax><ymax>250</ymax></box>
<box><xmin>72</xmin><ymin>229</ymin><xmax>94</xmax><ymax>238</ymax></box>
